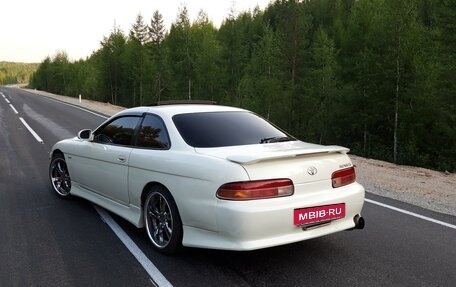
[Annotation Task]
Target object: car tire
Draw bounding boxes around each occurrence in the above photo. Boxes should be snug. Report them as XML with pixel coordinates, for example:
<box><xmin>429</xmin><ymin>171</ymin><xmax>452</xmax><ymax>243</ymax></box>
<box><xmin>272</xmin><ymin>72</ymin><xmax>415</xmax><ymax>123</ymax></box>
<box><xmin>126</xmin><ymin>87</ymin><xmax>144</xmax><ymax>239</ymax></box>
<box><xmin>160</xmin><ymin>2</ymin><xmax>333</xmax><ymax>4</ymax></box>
<box><xmin>49</xmin><ymin>153</ymin><xmax>72</xmax><ymax>198</ymax></box>
<box><xmin>144</xmin><ymin>186</ymin><xmax>183</xmax><ymax>254</ymax></box>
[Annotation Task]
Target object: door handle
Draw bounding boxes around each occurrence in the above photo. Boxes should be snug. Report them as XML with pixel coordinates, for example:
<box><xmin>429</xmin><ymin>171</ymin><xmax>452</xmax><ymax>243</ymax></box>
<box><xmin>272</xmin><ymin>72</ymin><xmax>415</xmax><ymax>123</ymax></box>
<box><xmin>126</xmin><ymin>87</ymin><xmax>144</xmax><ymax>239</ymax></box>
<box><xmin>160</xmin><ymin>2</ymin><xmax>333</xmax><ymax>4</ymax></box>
<box><xmin>117</xmin><ymin>155</ymin><xmax>126</xmax><ymax>163</ymax></box>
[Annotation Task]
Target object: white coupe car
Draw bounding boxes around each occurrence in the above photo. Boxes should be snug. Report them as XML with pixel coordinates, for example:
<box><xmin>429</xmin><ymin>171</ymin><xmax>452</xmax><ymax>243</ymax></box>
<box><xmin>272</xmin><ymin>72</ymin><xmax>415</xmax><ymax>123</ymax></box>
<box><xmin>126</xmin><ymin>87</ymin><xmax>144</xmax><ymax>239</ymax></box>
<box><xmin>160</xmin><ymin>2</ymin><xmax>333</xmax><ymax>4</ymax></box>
<box><xmin>49</xmin><ymin>103</ymin><xmax>365</xmax><ymax>254</ymax></box>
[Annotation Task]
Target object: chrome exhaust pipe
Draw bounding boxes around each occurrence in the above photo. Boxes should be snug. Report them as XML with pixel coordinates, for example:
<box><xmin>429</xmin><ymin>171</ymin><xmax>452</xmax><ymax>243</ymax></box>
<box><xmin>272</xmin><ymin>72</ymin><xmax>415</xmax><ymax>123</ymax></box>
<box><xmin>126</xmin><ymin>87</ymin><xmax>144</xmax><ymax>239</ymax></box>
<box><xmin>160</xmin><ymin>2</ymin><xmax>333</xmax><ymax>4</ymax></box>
<box><xmin>353</xmin><ymin>215</ymin><xmax>365</xmax><ymax>229</ymax></box>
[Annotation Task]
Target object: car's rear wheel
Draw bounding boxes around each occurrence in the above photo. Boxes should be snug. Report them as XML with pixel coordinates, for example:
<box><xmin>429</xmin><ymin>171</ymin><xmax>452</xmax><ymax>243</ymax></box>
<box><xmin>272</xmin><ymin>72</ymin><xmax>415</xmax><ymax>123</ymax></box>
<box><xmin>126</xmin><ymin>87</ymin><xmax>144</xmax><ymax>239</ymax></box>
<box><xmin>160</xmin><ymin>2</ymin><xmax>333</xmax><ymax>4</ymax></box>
<box><xmin>49</xmin><ymin>153</ymin><xmax>72</xmax><ymax>198</ymax></box>
<box><xmin>144</xmin><ymin>186</ymin><xmax>182</xmax><ymax>254</ymax></box>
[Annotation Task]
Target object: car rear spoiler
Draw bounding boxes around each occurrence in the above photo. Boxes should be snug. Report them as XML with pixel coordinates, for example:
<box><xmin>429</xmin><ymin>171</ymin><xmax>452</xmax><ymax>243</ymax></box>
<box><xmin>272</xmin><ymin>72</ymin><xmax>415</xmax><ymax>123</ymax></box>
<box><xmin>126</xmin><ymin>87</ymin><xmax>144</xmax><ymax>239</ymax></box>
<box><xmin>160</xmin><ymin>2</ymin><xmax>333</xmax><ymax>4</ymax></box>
<box><xmin>226</xmin><ymin>145</ymin><xmax>349</xmax><ymax>165</ymax></box>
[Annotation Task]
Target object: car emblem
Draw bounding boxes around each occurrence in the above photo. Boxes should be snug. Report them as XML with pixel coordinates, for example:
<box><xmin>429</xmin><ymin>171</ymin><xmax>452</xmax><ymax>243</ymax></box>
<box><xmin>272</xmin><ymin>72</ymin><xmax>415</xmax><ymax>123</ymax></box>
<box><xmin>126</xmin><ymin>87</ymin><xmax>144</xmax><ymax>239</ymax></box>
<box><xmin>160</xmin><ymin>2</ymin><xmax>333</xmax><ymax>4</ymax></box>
<box><xmin>307</xmin><ymin>166</ymin><xmax>317</xmax><ymax>176</ymax></box>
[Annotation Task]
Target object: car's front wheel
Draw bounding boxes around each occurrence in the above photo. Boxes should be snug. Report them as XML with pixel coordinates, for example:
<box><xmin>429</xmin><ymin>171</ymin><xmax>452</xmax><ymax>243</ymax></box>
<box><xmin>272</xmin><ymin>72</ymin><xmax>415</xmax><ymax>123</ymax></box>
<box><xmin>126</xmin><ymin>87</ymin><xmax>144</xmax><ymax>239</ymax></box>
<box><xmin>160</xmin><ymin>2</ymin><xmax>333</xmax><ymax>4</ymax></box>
<box><xmin>144</xmin><ymin>186</ymin><xmax>182</xmax><ymax>254</ymax></box>
<box><xmin>49</xmin><ymin>153</ymin><xmax>72</xmax><ymax>198</ymax></box>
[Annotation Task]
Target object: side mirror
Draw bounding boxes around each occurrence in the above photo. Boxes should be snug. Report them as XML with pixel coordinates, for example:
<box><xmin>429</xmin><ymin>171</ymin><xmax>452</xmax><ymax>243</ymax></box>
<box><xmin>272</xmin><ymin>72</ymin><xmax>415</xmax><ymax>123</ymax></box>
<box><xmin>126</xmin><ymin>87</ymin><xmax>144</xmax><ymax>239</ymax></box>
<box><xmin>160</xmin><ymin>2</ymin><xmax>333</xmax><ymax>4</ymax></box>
<box><xmin>78</xmin><ymin>129</ymin><xmax>93</xmax><ymax>141</ymax></box>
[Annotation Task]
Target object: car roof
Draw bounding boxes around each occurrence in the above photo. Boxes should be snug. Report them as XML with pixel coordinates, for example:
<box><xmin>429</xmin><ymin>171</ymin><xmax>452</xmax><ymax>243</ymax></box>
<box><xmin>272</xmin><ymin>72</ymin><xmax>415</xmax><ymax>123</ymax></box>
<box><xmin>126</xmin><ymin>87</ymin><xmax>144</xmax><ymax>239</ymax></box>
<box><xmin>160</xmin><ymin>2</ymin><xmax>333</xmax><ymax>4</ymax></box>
<box><xmin>115</xmin><ymin>104</ymin><xmax>246</xmax><ymax>118</ymax></box>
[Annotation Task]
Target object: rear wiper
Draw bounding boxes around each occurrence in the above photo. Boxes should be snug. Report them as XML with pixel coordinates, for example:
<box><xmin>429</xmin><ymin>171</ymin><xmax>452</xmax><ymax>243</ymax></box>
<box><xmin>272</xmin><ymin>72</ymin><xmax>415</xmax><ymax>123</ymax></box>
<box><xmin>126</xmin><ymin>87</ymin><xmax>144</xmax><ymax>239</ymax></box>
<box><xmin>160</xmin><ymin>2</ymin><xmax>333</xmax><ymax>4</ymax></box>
<box><xmin>259</xmin><ymin>136</ymin><xmax>295</xmax><ymax>144</ymax></box>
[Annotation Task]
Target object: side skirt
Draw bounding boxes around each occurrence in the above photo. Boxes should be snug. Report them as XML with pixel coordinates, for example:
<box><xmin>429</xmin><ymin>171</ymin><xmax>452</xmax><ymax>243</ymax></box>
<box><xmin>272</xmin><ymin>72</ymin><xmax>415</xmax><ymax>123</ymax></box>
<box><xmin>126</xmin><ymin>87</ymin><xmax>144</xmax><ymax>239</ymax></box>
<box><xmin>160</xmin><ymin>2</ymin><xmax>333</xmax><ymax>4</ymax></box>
<box><xmin>70</xmin><ymin>183</ymin><xmax>144</xmax><ymax>228</ymax></box>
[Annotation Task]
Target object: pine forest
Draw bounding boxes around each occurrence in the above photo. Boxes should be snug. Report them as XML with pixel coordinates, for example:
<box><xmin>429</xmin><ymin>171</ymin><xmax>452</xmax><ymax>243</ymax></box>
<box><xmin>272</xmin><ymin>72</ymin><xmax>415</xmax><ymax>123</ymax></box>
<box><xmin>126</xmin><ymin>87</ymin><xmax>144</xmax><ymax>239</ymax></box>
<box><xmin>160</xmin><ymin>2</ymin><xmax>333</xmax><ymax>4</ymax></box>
<box><xmin>29</xmin><ymin>0</ymin><xmax>455</xmax><ymax>172</ymax></box>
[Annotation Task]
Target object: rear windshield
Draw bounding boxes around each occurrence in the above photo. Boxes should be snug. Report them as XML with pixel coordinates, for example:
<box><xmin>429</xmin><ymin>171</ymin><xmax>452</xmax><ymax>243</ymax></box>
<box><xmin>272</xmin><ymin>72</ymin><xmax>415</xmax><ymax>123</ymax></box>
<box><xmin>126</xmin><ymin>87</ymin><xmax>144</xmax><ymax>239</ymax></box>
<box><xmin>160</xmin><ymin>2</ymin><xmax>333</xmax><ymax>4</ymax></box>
<box><xmin>173</xmin><ymin>111</ymin><xmax>293</xmax><ymax>148</ymax></box>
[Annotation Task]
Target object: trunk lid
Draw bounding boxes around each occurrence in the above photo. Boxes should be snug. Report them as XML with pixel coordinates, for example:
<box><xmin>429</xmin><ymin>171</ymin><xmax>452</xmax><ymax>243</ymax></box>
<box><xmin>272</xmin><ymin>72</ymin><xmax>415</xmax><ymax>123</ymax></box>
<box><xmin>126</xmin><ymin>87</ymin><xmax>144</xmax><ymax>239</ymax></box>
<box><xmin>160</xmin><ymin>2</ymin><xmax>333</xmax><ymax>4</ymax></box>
<box><xmin>195</xmin><ymin>141</ymin><xmax>353</xmax><ymax>184</ymax></box>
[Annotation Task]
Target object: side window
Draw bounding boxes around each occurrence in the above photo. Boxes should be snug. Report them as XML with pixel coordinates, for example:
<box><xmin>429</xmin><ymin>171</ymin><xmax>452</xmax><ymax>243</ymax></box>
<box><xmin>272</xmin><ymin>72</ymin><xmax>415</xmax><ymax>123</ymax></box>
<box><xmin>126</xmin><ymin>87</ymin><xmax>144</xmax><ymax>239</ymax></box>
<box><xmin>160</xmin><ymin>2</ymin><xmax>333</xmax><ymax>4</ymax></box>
<box><xmin>93</xmin><ymin>116</ymin><xmax>140</xmax><ymax>146</ymax></box>
<box><xmin>136</xmin><ymin>114</ymin><xmax>170</xmax><ymax>149</ymax></box>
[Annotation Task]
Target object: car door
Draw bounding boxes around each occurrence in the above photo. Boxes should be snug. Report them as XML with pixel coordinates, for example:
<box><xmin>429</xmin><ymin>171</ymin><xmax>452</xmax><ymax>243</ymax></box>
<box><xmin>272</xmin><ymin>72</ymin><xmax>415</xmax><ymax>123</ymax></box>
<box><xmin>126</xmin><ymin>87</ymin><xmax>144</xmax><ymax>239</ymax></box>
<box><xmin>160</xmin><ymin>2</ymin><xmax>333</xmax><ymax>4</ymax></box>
<box><xmin>128</xmin><ymin>114</ymin><xmax>172</xmax><ymax>203</ymax></box>
<box><xmin>70</xmin><ymin>115</ymin><xmax>141</xmax><ymax>205</ymax></box>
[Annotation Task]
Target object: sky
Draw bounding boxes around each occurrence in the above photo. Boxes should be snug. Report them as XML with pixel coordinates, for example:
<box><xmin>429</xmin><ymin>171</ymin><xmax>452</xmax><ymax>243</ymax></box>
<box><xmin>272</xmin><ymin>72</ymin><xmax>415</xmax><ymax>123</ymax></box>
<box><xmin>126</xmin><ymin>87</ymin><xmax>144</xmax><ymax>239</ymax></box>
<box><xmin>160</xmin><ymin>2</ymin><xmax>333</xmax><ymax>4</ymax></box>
<box><xmin>1</xmin><ymin>0</ymin><xmax>271</xmax><ymax>63</ymax></box>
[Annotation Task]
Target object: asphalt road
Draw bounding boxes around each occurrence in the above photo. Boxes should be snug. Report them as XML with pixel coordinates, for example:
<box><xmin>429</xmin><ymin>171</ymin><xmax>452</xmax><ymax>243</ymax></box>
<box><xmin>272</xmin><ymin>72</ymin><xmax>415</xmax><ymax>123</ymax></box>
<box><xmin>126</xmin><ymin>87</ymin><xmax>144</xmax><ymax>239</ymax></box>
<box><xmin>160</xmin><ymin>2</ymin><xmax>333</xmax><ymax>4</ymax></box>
<box><xmin>1</xmin><ymin>87</ymin><xmax>455</xmax><ymax>287</ymax></box>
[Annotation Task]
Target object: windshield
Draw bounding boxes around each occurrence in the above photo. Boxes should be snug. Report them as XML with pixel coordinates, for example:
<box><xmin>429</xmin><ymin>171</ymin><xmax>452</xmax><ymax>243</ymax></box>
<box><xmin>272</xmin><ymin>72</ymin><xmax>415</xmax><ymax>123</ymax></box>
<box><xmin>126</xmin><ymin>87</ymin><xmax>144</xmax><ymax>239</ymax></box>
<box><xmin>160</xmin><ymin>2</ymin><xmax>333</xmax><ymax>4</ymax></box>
<box><xmin>173</xmin><ymin>111</ymin><xmax>295</xmax><ymax>148</ymax></box>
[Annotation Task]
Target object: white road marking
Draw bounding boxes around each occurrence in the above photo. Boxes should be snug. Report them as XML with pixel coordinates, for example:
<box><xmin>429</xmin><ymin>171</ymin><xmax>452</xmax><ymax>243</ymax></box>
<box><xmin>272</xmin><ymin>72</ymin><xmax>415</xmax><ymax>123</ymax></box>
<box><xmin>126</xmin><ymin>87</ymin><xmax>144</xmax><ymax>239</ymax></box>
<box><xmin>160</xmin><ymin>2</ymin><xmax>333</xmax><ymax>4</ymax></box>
<box><xmin>9</xmin><ymin>104</ymin><xmax>18</xmax><ymax>114</ymax></box>
<box><xmin>4</xmin><ymin>98</ymin><xmax>10</xmax><ymax>104</ymax></box>
<box><xmin>94</xmin><ymin>205</ymin><xmax>173</xmax><ymax>287</ymax></box>
<box><xmin>365</xmin><ymin>198</ymin><xmax>456</xmax><ymax>230</ymax></box>
<box><xmin>19</xmin><ymin>117</ymin><xmax>44</xmax><ymax>143</ymax></box>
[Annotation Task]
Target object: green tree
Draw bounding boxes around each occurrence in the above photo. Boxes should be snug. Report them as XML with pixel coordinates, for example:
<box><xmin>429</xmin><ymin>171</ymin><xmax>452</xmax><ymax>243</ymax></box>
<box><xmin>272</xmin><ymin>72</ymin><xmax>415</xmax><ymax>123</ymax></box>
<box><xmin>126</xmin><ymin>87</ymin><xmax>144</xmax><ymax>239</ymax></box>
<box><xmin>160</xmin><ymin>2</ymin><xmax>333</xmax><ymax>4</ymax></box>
<box><xmin>48</xmin><ymin>51</ymin><xmax>70</xmax><ymax>95</ymax></box>
<box><xmin>99</xmin><ymin>26</ymin><xmax>127</xmax><ymax>105</ymax></box>
<box><xmin>342</xmin><ymin>0</ymin><xmax>383</xmax><ymax>156</ymax></box>
<box><xmin>31</xmin><ymin>57</ymin><xmax>52</xmax><ymax>90</ymax></box>
<box><xmin>165</xmin><ymin>6</ymin><xmax>194</xmax><ymax>99</ymax></box>
<box><xmin>218</xmin><ymin>11</ymin><xmax>253</xmax><ymax>106</ymax></box>
<box><xmin>192</xmin><ymin>10</ymin><xmax>222</xmax><ymax>101</ymax></box>
<box><xmin>265</xmin><ymin>0</ymin><xmax>313</xmax><ymax>131</ymax></box>
<box><xmin>304</xmin><ymin>28</ymin><xmax>339</xmax><ymax>144</ymax></box>
<box><xmin>127</xmin><ymin>14</ymin><xmax>150</xmax><ymax>106</ymax></box>
<box><xmin>242</xmin><ymin>23</ymin><xmax>285</xmax><ymax>127</ymax></box>
<box><xmin>381</xmin><ymin>0</ymin><xmax>421</xmax><ymax>163</ymax></box>
<box><xmin>148</xmin><ymin>10</ymin><xmax>169</xmax><ymax>102</ymax></box>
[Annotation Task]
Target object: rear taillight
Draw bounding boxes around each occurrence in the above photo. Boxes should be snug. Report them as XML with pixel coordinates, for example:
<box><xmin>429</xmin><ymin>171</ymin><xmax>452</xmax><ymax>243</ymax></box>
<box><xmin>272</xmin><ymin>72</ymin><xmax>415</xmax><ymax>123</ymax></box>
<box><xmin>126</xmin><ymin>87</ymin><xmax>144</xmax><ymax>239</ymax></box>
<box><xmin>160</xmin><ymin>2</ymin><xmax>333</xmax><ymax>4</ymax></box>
<box><xmin>331</xmin><ymin>167</ymin><xmax>356</xmax><ymax>188</ymax></box>
<box><xmin>217</xmin><ymin>179</ymin><xmax>294</xmax><ymax>200</ymax></box>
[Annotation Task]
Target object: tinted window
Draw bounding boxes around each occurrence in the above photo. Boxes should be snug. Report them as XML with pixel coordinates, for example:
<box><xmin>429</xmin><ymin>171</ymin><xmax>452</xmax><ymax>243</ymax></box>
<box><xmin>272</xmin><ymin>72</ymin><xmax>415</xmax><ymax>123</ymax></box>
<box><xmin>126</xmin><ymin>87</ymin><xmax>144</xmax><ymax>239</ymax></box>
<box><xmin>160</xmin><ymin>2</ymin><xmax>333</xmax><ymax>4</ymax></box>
<box><xmin>94</xmin><ymin>116</ymin><xmax>140</xmax><ymax>146</ymax></box>
<box><xmin>136</xmin><ymin>115</ymin><xmax>170</xmax><ymax>149</ymax></box>
<box><xmin>173</xmin><ymin>111</ymin><xmax>291</xmax><ymax>147</ymax></box>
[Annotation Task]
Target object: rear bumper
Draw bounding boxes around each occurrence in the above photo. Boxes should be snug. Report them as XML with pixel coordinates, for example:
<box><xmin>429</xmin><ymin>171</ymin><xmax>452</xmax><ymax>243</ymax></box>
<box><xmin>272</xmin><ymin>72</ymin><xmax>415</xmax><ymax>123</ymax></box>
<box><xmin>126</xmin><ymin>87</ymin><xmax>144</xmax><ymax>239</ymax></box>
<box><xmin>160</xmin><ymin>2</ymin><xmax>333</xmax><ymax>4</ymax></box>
<box><xmin>183</xmin><ymin>182</ymin><xmax>365</xmax><ymax>250</ymax></box>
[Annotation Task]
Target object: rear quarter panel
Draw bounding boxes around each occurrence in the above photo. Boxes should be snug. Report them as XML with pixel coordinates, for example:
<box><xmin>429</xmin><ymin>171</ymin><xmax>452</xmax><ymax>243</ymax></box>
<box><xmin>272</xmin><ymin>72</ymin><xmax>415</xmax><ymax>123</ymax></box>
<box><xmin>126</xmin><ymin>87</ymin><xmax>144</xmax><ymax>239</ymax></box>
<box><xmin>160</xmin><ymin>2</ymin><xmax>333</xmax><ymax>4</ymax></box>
<box><xmin>128</xmin><ymin>149</ymin><xmax>250</xmax><ymax>231</ymax></box>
